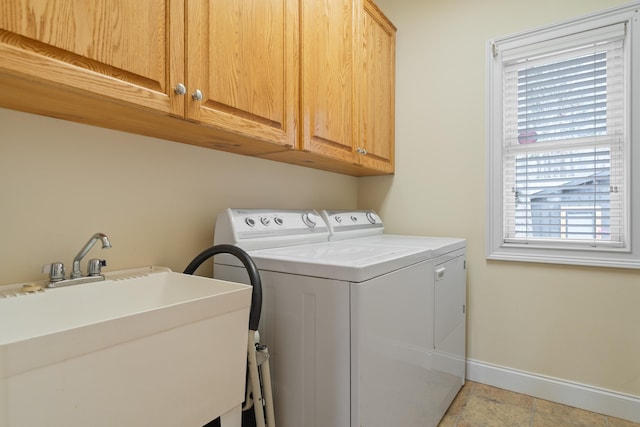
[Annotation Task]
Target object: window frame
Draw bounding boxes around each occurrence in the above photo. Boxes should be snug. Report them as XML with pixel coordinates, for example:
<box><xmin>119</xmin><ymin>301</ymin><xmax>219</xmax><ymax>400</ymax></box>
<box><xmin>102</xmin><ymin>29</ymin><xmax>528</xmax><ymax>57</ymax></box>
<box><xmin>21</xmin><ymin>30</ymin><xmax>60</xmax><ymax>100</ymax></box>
<box><xmin>486</xmin><ymin>3</ymin><xmax>640</xmax><ymax>269</ymax></box>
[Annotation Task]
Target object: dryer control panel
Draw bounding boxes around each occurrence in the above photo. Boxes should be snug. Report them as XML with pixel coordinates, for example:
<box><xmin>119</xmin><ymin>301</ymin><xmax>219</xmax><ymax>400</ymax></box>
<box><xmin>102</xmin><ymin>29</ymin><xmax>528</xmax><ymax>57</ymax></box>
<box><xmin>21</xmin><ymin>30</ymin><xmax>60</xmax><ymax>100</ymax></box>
<box><xmin>320</xmin><ymin>210</ymin><xmax>384</xmax><ymax>241</ymax></box>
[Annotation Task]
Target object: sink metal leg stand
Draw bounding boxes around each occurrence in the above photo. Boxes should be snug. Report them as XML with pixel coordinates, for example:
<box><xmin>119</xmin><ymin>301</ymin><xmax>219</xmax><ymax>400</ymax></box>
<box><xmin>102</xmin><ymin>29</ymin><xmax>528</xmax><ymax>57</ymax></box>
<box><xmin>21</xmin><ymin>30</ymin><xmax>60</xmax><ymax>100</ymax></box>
<box><xmin>245</xmin><ymin>330</ymin><xmax>276</xmax><ymax>427</ymax></box>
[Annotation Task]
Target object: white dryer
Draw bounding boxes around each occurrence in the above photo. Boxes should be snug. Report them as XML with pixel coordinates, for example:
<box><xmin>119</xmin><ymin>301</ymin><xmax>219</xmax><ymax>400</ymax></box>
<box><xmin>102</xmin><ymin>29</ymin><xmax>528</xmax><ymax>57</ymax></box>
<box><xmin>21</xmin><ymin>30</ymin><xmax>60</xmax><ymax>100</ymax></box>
<box><xmin>321</xmin><ymin>209</ymin><xmax>468</xmax><ymax>421</ymax></box>
<box><xmin>213</xmin><ymin>208</ymin><xmax>465</xmax><ymax>427</ymax></box>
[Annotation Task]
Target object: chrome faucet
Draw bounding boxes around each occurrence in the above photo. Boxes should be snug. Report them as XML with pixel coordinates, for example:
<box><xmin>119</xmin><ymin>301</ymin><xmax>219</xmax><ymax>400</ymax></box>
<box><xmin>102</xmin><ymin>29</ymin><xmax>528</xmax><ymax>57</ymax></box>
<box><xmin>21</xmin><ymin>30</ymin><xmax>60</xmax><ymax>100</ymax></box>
<box><xmin>71</xmin><ymin>233</ymin><xmax>112</xmax><ymax>278</ymax></box>
<box><xmin>43</xmin><ymin>232</ymin><xmax>112</xmax><ymax>288</ymax></box>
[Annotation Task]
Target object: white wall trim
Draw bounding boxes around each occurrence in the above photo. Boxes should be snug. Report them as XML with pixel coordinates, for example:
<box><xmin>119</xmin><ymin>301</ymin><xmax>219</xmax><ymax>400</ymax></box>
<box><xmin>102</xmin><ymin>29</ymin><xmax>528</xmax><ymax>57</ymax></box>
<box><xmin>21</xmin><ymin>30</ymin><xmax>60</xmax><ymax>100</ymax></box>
<box><xmin>466</xmin><ymin>359</ymin><xmax>640</xmax><ymax>423</ymax></box>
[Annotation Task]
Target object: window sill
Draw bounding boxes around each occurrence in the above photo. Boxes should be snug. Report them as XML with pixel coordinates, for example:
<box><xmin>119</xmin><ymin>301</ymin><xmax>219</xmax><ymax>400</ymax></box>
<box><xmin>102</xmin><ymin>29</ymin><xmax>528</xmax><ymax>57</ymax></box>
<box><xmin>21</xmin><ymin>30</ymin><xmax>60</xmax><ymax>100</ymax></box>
<box><xmin>487</xmin><ymin>246</ymin><xmax>640</xmax><ymax>269</ymax></box>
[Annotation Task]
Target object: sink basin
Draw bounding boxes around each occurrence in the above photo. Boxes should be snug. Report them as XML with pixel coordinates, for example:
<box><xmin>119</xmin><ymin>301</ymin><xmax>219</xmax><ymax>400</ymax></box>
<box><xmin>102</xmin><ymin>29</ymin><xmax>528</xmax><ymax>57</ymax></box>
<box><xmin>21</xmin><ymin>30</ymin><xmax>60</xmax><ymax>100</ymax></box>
<box><xmin>0</xmin><ymin>266</ymin><xmax>252</xmax><ymax>427</ymax></box>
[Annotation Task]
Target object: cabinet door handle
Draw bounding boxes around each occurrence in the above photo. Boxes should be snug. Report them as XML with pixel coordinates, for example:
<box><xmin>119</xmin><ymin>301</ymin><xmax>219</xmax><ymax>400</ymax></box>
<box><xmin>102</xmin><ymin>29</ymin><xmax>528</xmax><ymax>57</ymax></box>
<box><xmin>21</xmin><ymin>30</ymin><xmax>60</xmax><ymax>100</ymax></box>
<box><xmin>192</xmin><ymin>89</ymin><xmax>203</xmax><ymax>101</ymax></box>
<box><xmin>356</xmin><ymin>147</ymin><xmax>368</xmax><ymax>155</ymax></box>
<box><xmin>174</xmin><ymin>83</ymin><xmax>187</xmax><ymax>95</ymax></box>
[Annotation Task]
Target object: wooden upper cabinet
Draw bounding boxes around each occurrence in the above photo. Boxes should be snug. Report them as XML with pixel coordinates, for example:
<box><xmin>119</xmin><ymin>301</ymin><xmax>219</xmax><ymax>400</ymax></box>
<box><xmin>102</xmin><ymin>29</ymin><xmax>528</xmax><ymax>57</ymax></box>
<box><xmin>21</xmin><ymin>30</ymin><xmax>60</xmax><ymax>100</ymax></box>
<box><xmin>0</xmin><ymin>0</ymin><xmax>394</xmax><ymax>175</ymax></box>
<box><xmin>300</xmin><ymin>0</ymin><xmax>395</xmax><ymax>172</ymax></box>
<box><xmin>186</xmin><ymin>0</ymin><xmax>298</xmax><ymax>148</ymax></box>
<box><xmin>358</xmin><ymin>0</ymin><xmax>396</xmax><ymax>172</ymax></box>
<box><xmin>301</xmin><ymin>0</ymin><xmax>357</xmax><ymax>163</ymax></box>
<box><xmin>0</xmin><ymin>0</ymin><xmax>297</xmax><ymax>149</ymax></box>
<box><xmin>0</xmin><ymin>0</ymin><xmax>184</xmax><ymax>115</ymax></box>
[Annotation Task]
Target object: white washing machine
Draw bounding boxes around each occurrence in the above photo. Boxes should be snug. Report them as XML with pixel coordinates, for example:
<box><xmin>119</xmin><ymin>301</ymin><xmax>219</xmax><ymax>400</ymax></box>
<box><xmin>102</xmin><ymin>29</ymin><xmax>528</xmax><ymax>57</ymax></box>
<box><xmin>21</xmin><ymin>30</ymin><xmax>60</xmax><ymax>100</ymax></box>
<box><xmin>213</xmin><ymin>208</ymin><xmax>466</xmax><ymax>427</ymax></box>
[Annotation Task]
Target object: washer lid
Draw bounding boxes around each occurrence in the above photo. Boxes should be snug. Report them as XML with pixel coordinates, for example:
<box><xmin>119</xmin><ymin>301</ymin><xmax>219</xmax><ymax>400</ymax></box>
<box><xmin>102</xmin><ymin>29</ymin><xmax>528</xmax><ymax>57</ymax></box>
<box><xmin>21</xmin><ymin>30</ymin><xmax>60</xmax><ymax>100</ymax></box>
<box><xmin>242</xmin><ymin>241</ymin><xmax>432</xmax><ymax>283</ymax></box>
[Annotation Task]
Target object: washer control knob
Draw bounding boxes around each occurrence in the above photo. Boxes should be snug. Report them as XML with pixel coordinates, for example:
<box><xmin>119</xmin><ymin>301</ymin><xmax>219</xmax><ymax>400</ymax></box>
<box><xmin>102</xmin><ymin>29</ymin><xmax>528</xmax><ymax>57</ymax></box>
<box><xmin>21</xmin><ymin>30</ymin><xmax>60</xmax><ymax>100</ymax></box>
<box><xmin>366</xmin><ymin>211</ymin><xmax>379</xmax><ymax>224</ymax></box>
<box><xmin>302</xmin><ymin>212</ymin><xmax>319</xmax><ymax>228</ymax></box>
<box><xmin>274</xmin><ymin>216</ymin><xmax>284</xmax><ymax>226</ymax></box>
<box><xmin>260</xmin><ymin>216</ymin><xmax>271</xmax><ymax>226</ymax></box>
<box><xmin>335</xmin><ymin>215</ymin><xmax>342</xmax><ymax>223</ymax></box>
<box><xmin>245</xmin><ymin>217</ymin><xmax>256</xmax><ymax>227</ymax></box>
<box><xmin>350</xmin><ymin>215</ymin><xmax>358</xmax><ymax>223</ymax></box>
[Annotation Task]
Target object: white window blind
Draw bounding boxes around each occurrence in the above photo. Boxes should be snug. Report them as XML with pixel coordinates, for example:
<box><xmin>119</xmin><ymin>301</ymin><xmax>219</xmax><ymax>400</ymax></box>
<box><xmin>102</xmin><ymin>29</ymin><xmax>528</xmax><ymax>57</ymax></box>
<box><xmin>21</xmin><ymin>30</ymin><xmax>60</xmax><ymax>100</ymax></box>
<box><xmin>501</xmin><ymin>24</ymin><xmax>627</xmax><ymax>248</ymax></box>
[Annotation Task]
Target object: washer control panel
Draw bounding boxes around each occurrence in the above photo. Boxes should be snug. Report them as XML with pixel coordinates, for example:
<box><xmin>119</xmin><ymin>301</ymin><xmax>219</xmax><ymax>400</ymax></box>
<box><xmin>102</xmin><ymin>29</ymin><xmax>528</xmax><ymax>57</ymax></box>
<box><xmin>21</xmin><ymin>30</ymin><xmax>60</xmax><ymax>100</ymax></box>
<box><xmin>234</xmin><ymin>209</ymin><xmax>323</xmax><ymax>233</ymax></box>
<box><xmin>215</xmin><ymin>208</ymin><xmax>330</xmax><ymax>250</ymax></box>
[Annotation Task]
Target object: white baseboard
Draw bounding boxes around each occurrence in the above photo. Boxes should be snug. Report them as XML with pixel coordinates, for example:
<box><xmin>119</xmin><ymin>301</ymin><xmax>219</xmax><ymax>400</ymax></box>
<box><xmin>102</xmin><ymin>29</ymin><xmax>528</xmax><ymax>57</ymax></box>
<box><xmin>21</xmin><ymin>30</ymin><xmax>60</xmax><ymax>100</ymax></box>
<box><xmin>466</xmin><ymin>359</ymin><xmax>640</xmax><ymax>424</ymax></box>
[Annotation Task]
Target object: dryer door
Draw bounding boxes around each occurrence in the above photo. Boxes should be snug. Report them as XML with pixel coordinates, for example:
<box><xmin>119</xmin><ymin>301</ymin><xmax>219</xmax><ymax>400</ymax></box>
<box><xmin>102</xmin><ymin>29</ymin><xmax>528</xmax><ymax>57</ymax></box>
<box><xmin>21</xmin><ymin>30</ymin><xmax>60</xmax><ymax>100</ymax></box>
<box><xmin>433</xmin><ymin>253</ymin><xmax>467</xmax><ymax>380</ymax></box>
<box><xmin>350</xmin><ymin>260</ymin><xmax>438</xmax><ymax>427</ymax></box>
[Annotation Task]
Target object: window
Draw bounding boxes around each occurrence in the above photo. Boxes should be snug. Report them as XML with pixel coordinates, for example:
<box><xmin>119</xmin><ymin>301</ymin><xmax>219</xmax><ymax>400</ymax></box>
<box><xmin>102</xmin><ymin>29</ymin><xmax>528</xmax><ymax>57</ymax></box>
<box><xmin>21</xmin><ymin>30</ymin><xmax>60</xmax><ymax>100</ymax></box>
<box><xmin>486</xmin><ymin>3</ymin><xmax>640</xmax><ymax>268</ymax></box>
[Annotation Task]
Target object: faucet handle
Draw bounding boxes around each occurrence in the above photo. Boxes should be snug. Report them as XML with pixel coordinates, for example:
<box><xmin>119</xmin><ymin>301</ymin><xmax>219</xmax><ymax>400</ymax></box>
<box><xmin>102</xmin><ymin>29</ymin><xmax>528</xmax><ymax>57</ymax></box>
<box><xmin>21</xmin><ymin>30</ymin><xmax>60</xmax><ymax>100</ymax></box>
<box><xmin>42</xmin><ymin>262</ymin><xmax>65</xmax><ymax>282</ymax></box>
<box><xmin>87</xmin><ymin>259</ymin><xmax>107</xmax><ymax>277</ymax></box>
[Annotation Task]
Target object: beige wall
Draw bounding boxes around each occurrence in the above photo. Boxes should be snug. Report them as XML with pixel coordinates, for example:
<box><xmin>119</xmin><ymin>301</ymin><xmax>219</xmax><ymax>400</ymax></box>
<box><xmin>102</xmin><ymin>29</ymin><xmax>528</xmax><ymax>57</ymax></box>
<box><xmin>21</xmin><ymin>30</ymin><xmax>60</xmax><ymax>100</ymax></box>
<box><xmin>361</xmin><ymin>0</ymin><xmax>640</xmax><ymax>397</ymax></box>
<box><xmin>0</xmin><ymin>107</ymin><xmax>357</xmax><ymax>285</ymax></box>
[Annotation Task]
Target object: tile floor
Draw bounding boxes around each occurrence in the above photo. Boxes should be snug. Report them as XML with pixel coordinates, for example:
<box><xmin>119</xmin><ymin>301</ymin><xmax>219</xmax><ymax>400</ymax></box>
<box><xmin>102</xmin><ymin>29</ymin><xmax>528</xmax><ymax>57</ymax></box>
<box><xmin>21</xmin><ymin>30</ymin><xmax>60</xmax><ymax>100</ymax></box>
<box><xmin>439</xmin><ymin>381</ymin><xmax>640</xmax><ymax>427</ymax></box>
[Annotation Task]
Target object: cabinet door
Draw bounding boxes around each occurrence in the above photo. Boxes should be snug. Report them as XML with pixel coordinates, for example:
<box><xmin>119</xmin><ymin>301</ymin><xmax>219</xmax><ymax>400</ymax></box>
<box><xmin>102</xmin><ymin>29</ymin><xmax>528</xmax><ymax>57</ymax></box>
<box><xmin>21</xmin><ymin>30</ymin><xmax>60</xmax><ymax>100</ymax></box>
<box><xmin>300</xmin><ymin>0</ymin><xmax>358</xmax><ymax>163</ymax></box>
<box><xmin>358</xmin><ymin>0</ymin><xmax>395</xmax><ymax>172</ymax></box>
<box><xmin>0</xmin><ymin>0</ymin><xmax>184</xmax><ymax>115</ymax></box>
<box><xmin>187</xmin><ymin>0</ymin><xmax>298</xmax><ymax>148</ymax></box>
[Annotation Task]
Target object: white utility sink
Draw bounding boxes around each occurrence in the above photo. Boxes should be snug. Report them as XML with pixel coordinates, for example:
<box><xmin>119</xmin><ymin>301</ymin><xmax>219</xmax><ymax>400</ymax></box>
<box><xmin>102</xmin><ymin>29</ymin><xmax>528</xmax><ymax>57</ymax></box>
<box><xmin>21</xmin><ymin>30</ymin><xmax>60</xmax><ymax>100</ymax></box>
<box><xmin>0</xmin><ymin>266</ymin><xmax>252</xmax><ymax>427</ymax></box>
